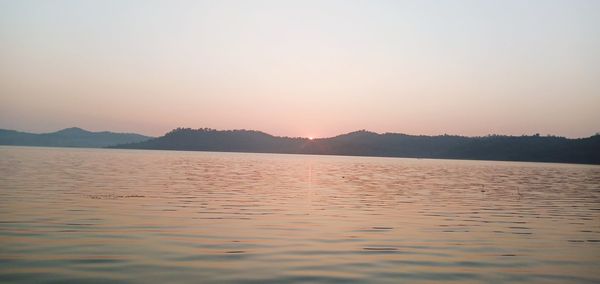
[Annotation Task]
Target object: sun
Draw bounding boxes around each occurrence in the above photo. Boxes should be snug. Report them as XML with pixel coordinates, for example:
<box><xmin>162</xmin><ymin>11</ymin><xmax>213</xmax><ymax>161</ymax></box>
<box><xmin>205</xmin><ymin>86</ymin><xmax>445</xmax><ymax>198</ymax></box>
<box><xmin>308</xmin><ymin>137</ymin><xmax>314</xmax><ymax>140</ymax></box>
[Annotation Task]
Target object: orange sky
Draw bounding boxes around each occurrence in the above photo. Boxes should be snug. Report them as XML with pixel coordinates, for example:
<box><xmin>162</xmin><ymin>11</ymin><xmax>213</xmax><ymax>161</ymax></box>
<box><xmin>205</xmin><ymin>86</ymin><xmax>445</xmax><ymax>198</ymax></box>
<box><xmin>1</xmin><ymin>1</ymin><xmax>599</xmax><ymax>138</ymax></box>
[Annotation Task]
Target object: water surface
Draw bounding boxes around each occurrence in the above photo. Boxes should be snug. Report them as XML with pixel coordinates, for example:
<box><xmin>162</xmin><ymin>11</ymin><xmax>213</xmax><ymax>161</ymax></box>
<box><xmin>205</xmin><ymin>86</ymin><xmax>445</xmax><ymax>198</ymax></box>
<box><xmin>1</xmin><ymin>146</ymin><xmax>599</xmax><ymax>283</ymax></box>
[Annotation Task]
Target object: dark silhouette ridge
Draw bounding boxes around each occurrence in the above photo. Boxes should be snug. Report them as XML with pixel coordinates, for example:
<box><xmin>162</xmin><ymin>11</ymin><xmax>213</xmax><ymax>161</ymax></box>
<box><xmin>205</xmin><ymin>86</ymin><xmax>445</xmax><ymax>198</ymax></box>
<box><xmin>0</xmin><ymin>127</ymin><xmax>152</xmax><ymax>148</ymax></box>
<box><xmin>112</xmin><ymin>128</ymin><xmax>600</xmax><ymax>165</ymax></box>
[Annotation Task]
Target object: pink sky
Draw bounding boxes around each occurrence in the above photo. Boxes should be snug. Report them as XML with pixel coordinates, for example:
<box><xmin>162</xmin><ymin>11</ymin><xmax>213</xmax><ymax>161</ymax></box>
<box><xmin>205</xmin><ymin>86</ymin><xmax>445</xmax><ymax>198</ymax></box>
<box><xmin>1</xmin><ymin>1</ymin><xmax>599</xmax><ymax>138</ymax></box>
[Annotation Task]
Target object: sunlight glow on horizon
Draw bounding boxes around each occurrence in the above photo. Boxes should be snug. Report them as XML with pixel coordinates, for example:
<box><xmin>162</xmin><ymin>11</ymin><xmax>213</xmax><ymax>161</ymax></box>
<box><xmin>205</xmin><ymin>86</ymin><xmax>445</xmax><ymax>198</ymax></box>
<box><xmin>1</xmin><ymin>0</ymin><xmax>599</xmax><ymax>138</ymax></box>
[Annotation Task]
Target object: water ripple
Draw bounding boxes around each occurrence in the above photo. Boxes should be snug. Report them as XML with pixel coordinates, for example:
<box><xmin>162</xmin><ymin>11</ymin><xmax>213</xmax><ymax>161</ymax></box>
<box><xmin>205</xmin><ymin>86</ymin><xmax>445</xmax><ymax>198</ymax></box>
<box><xmin>0</xmin><ymin>147</ymin><xmax>599</xmax><ymax>283</ymax></box>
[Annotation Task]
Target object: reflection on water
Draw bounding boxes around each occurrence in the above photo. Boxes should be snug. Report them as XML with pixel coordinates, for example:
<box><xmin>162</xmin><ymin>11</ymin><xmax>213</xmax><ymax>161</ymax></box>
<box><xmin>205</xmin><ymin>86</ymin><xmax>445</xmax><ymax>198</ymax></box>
<box><xmin>0</xmin><ymin>146</ymin><xmax>599</xmax><ymax>283</ymax></box>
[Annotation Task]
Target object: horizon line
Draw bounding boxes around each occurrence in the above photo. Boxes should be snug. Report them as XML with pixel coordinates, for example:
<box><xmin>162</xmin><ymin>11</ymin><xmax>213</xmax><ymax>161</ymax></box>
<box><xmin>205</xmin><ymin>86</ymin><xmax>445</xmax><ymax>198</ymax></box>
<box><xmin>3</xmin><ymin>126</ymin><xmax>599</xmax><ymax>140</ymax></box>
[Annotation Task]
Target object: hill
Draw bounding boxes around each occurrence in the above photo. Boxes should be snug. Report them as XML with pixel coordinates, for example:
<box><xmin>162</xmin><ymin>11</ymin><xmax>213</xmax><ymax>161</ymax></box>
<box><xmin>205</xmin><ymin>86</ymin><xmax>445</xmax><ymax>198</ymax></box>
<box><xmin>0</xmin><ymin>127</ymin><xmax>153</xmax><ymax>148</ymax></box>
<box><xmin>113</xmin><ymin>128</ymin><xmax>600</xmax><ymax>164</ymax></box>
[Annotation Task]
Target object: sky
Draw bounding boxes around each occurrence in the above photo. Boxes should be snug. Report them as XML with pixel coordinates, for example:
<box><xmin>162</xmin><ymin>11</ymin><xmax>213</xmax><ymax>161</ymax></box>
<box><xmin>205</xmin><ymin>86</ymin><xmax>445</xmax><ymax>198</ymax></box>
<box><xmin>0</xmin><ymin>0</ymin><xmax>599</xmax><ymax>138</ymax></box>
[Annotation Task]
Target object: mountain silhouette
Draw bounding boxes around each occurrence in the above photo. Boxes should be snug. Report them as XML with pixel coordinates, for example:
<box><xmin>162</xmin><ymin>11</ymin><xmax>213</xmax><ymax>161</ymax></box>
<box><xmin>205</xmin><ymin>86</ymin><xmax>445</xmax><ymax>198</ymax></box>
<box><xmin>113</xmin><ymin>128</ymin><xmax>600</xmax><ymax>164</ymax></box>
<box><xmin>0</xmin><ymin>127</ymin><xmax>152</xmax><ymax>148</ymax></box>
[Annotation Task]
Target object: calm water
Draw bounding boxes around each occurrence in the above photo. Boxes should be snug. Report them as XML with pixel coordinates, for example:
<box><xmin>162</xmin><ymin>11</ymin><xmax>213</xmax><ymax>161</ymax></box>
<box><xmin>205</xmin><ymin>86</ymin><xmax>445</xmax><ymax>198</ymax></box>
<box><xmin>1</xmin><ymin>146</ymin><xmax>599</xmax><ymax>283</ymax></box>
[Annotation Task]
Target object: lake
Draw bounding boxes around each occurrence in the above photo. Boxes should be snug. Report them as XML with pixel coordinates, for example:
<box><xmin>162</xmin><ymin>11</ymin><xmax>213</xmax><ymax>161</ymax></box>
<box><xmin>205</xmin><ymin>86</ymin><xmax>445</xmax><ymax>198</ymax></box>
<box><xmin>0</xmin><ymin>146</ymin><xmax>599</xmax><ymax>283</ymax></box>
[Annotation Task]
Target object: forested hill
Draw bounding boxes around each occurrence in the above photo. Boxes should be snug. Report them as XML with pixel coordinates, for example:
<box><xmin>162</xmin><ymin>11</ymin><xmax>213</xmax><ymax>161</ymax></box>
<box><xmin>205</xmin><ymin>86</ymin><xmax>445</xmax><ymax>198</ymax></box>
<box><xmin>112</xmin><ymin>128</ymin><xmax>600</xmax><ymax>165</ymax></box>
<box><xmin>0</xmin><ymin>127</ymin><xmax>152</xmax><ymax>148</ymax></box>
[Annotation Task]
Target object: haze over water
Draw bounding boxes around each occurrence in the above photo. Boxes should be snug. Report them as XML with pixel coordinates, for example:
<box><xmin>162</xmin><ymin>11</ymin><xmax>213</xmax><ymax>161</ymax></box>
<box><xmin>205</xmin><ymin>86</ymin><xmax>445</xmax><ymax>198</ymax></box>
<box><xmin>1</xmin><ymin>146</ymin><xmax>599</xmax><ymax>283</ymax></box>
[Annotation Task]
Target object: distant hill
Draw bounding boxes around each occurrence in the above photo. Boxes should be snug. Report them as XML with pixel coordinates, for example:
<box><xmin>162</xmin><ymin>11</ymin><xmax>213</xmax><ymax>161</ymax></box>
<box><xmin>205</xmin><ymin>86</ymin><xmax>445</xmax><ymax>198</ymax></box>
<box><xmin>113</xmin><ymin>128</ymin><xmax>600</xmax><ymax>165</ymax></box>
<box><xmin>0</xmin><ymin>127</ymin><xmax>153</xmax><ymax>148</ymax></box>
